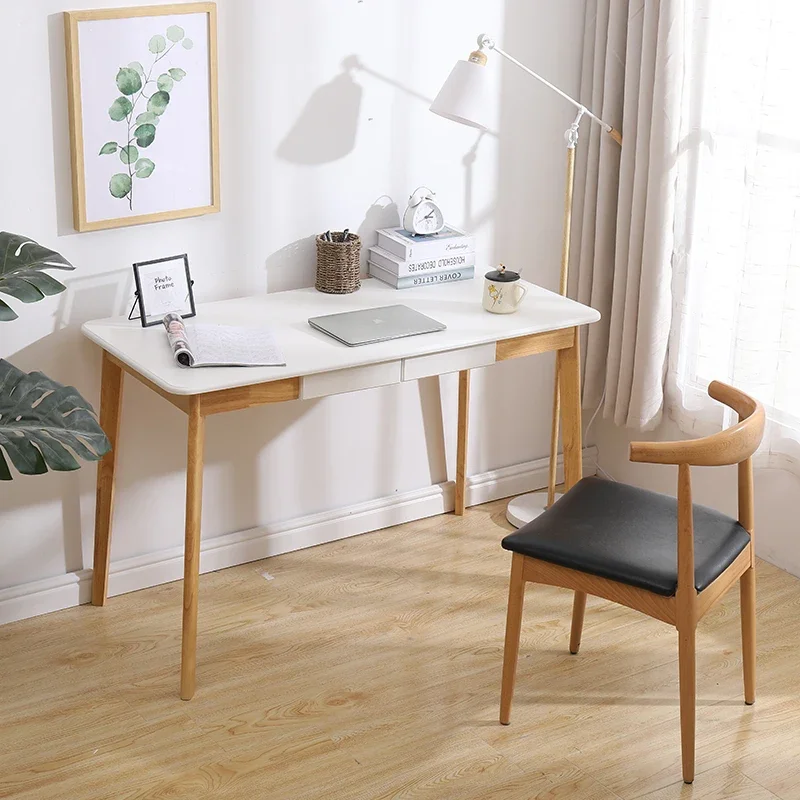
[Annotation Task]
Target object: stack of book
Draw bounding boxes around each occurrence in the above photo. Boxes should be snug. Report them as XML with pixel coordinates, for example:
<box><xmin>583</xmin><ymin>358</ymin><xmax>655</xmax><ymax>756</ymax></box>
<box><xmin>368</xmin><ymin>226</ymin><xmax>475</xmax><ymax>289</ymax></box>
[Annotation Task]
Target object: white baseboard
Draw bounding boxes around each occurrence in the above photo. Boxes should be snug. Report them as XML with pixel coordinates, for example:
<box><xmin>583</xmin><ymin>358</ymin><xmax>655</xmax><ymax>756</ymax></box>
<box><xmin>0</xmin><ymin>447</ymin><xmax>597</xmax><ymax>625</ymax></box>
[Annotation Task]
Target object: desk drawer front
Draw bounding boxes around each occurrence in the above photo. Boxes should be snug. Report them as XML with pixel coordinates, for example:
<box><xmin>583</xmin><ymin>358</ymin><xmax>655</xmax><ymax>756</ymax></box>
<box><xmin>300</xmin><ymin>361</ymin><xmax>401</xmax><ymax>400</ymax></box>
<box><xmin>402</xmin><ymin>343</ymin><xmax>496</xmax><ymax>382</ymax></box>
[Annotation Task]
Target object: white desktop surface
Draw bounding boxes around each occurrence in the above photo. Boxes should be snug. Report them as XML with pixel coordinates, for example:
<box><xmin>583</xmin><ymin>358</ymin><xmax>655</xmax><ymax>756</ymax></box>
<box><xmin>82</xmin><ymin>277</ymin><xmax>600</xmax><ymax>395</ymax></box>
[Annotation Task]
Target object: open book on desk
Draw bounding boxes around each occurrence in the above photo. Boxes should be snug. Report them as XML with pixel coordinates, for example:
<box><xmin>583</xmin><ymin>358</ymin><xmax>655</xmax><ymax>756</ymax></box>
<box><xmin>162</xmin><ymin>312</ymin><xmax>286</xmax><ymax>368</ymax></box>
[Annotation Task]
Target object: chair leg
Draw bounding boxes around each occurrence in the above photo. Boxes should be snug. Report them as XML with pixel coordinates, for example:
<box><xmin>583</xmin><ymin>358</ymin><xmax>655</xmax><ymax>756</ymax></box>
<box><xmin>569</xmin><ymin>591</ymin><xmax>587</xmax><ymax>654</ymax></box>
<box><xmin>740</xmin><ymin>566</ymin><xmax>756</xmax><ymax>705</ymax></box>
<box><xmin>678</xmin><ymin>624</ymin><xmax>696</xmax><ymax>784</ymax></box>
<box><xmin>500</xmin><ymin>553</ymin><xmax>527</xmax><ymax>725</ymax></box>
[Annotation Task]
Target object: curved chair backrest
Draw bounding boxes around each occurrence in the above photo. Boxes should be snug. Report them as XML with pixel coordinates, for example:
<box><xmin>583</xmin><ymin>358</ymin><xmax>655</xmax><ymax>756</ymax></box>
<box><xmin>629</xmin><ymin>381</ymin><xmax>765</xmax><ymax>467</ymax></box>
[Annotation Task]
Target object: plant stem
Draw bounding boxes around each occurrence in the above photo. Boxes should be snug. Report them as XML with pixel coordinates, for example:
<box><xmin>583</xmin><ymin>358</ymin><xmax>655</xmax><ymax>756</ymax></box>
<box><xmin>125</xmin><ymin>111</ymin><xmax>133</xmax><ymax>210</ymax></box>
<box><xmin>118</xmin><ymin>39</ymin><xmax>178</xmax><ymax>211</ymax></box>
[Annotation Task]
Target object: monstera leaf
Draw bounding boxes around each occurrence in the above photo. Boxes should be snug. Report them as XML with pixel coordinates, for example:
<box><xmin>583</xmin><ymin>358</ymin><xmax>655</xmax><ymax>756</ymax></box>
<box><xmin>0</xmin><ymin>360</ymin><xmax>110</xmax><ymax>480</ymax></box>
<box><xmin>0</xmin><ymin>232</ymin><xmax>75</xmax><ymax>322</ymax></box>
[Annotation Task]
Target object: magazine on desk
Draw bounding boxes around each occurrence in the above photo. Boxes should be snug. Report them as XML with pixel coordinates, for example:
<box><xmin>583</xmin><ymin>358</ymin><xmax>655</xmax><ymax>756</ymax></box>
<box><xmin>162</xmin><ymin>312</ymin><xmax>286</xmax><ymax>368</ymax></box>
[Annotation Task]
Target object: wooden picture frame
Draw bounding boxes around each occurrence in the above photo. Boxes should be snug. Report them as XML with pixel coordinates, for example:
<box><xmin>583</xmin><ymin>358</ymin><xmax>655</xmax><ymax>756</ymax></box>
<box><xmin>64</xmin><ymin>3</ymin><xmax>220</xmax><ymax>232</ymax></box>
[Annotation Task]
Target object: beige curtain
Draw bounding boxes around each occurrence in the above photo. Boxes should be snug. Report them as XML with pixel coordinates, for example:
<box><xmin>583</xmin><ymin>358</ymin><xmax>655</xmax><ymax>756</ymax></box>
<box><xmin>569</xmin><ymin>0</ymin><xmax>684</xmax><ymax>430</ymax></box>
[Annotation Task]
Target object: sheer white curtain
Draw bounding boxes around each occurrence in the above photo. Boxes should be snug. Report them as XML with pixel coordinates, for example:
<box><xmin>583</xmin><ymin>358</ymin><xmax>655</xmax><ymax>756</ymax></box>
<box><xmin>668</xmin><ymin>0</ymin><xmax>800</xmax><ymax>473</ymax></box>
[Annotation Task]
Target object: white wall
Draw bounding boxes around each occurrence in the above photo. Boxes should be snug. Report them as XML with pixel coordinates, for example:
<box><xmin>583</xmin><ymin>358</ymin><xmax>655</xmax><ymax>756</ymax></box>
<box><xmin>595</xmin><ymin>417</ymin><xmax>800</xmax><ymax>578</ymax></box>
<box><xmin>0</xmin><ymin>0</ymin><xmax>588</xmax><ymax>622</ymax></box>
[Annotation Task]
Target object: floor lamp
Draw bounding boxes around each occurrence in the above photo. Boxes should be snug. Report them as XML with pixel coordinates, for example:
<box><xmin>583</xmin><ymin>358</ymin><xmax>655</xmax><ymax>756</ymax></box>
<box><xmin>430</xmin><ymin>34</ymin><xmax>622</xmax><ymax>528</ymax></box>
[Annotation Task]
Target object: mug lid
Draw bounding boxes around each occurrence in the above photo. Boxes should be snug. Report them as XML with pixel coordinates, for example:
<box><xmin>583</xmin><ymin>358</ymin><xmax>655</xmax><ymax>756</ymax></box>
<box><xmin>485</xmin><ymin>263</ymin><xmax>520</xmax><ymax>282</ymax></box>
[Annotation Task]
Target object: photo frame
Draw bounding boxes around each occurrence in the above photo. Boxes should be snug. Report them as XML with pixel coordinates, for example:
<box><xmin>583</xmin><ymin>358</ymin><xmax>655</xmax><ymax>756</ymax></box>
<box><xmin>64</xmin><ymin>3</ymin><xmax>220</xmax><ymax>232</ymax></box>
<box><xmin>132</xmin><ymin>254</ymin><xmax>196</xmax><ymax>327</ymax></box>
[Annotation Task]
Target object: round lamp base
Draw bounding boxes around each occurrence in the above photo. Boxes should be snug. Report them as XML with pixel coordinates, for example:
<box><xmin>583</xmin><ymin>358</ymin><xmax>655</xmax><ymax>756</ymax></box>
<box><xmin>506</xmin><ymin>491</ymin><xmax>563</xmax><ymax>528</ymax></box>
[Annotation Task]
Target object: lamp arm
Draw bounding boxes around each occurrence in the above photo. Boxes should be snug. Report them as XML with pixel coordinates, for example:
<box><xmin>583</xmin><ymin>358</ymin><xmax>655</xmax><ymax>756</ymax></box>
<box><xmin>479</xmin><ymin>35</ymin><xmax>622</xmax><ymax>145</ymax></box>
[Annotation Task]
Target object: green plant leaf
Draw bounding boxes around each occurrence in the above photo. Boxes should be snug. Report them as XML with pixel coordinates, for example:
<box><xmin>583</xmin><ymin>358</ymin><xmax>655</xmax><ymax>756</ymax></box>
<box><xmin>134</xmin><ymin>123</ymin><xmax>156</xmax><ymax>148</ymax></box>
<box><xmin>136</xmin><ymin>112</ymin><xmax>159</xmax><ymax>127</ymax></box>
<box><xmin>128</xmin><ymin>61</ymin><xmax>145</xmax><ymax>77</ymax></box>
<box><xmin>115</xmin><ymin>66</ymin><xmax>142</xmax><ymax>96</ymax></box>
<box><xmin>147</xmin><ymin>90</ymin><xmax>170</xmax><ymax>116</ymax></box>
<box><xmin>182</xmin><ymin>38</ymin><xmax>193</xmax><ymax>50</ymax></box>
<box><xmin>135</xmin><ymin>158</ymin><xmax>155</xmax><ymax>178</ymax></box>
<box><xmin>14</xmin><ymin>271</ymin><xmax>66</xmax><ymax>297</ymax></box>
<box><xmin>119</xmin><ymin>145</ymin><xmax>139</xmax><ymax>165</ymax></box>
<box><xmin>166</xmin><ymin>25</ymin><xmax>184</xmax><ymax>42</ymax></box>
<box><xmin>0</xmin><ymin>299</ymin><xmax>17</xmax><ymax>322</ymax></box>
<box><xmin>156</xmin><ymin>73</ymin><xmax>174</xmax><ymax>93</ymax></box>
<box><xmin>0</xmin><ymin>277</ymin><xmax>43</xmax><ymax>303</ymax></box>
<box><xmin>109</xmin><ymin>173</ymin><xmax>132</xmax><ymax>199</ymax></box>
<box><xmin>149</xmin><ymin>34</ymin><xmax>167</xmax><ymax>54</ymax></box>
<box><xmin>0</xmin><ymin>359</ymin><xmax>111</xmax><ymax>480</ymax></box>
<box><xmin>168</xmin><ymin>67</ymin><xmax>186</xmax><ymax>82</ymax></box>
<box><xmin>108</xmin><ymin>96</ymin><xmax>133</xmax><ymax>122</ymax></box>
<box><xmin>99</xmin><ymin>141</ymin><xmax>118</xmax><ymax>155</ymax></box>
<box><xmin>0</xmin><ymin>232</ymin><xmax>72</xmax><ymax>322</ymax></box>
<box><xmin>0</xmin><ymin>231</ymin><xmax>73</xmax><ymax>308</ymax></box>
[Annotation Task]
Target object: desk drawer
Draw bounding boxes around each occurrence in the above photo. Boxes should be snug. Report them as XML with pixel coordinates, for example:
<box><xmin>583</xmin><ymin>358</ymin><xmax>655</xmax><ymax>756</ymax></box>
<box><xmin>300</xmin><ymin>361</ymin><xmax>402</xmax><ymax>400</ymax></box>
<box><xmin>402</xmin><ymin>343</ymin><xmax>496</xmax><ymax>382</ymax></box>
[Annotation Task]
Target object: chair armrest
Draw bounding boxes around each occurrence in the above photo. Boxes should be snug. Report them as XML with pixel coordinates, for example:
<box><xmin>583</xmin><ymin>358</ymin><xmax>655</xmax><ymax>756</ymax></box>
<box><xmin>629</xmin><ymin>438</ymin><xmax>713</xmax><ymax>466</ymax></box>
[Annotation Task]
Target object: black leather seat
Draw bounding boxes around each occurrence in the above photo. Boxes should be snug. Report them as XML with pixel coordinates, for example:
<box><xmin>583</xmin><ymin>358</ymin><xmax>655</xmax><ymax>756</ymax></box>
<box><xmin>501</xmin><ymin>477</ymin><xmax>751</xmax><ymax>597</ymax></box>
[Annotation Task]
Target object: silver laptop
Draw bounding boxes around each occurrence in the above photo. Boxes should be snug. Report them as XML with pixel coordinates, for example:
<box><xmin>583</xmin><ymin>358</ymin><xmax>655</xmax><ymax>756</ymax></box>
<box><xmin>308</xmin><ymin>304</ymin><xmax>446</xmax><ymax>347</ymax></box>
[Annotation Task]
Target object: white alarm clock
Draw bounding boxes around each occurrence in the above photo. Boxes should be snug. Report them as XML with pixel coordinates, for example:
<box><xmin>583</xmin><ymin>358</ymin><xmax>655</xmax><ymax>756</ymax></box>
<box><xmin>402</xmin><ymin>186</ymin><xmax>445</xmax><ymax>236</ymax></box>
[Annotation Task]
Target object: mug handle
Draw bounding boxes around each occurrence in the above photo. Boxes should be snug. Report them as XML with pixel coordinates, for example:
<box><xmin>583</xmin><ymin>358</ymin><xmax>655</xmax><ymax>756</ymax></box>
<box><xmin>514</xmin><ymin>283</ymin><xmax>528</xmax><ymax>307</ymax></box>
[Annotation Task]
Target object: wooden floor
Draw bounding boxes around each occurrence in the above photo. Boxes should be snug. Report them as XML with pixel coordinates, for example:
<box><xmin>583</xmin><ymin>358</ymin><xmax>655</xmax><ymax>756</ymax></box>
<box><xmin>2</xmin><ymin>499</ymin><xmax>800</xmax><ymax>800</ymax></box>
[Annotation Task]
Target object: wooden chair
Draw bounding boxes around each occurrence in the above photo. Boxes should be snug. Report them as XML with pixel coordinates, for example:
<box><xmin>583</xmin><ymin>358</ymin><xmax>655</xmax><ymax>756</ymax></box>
<box><xmin>499</xmin><ymin>381</ymin><xmax>765</xmax><ymax>784</ymax></box>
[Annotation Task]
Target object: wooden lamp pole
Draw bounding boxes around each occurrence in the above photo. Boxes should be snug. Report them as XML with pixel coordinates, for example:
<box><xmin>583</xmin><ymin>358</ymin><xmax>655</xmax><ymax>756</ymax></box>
<box><xmin>430</xmin><ymin>34</ymin><xmax>622</xmax><ymax>526</ymax></box>
<box><xmin>465</xmin><ymin>37</ymin><xmax>622</xmax><ymax>526</ymax></box>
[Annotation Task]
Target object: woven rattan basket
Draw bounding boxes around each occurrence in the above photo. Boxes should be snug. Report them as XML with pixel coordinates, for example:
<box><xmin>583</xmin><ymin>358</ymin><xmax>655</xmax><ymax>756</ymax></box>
<box><xmin>315</xmin><ymin>232</ymin><xmax>361</xmax><ymax>294</ymax></box>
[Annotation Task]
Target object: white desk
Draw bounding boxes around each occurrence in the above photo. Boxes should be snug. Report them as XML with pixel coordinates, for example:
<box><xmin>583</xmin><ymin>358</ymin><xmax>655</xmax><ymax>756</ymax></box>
<box><xmin>83</xmin><ymin>277</ymin><xmax>600</xmax><ymax>699</ymax></box>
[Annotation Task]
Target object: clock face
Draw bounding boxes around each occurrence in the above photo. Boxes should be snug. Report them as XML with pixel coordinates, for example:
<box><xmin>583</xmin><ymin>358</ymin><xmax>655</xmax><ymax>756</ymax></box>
<box><xmin>412</xmin><ymin>200</ymin><xmax>444</xmax><ymax>235</ymax></box>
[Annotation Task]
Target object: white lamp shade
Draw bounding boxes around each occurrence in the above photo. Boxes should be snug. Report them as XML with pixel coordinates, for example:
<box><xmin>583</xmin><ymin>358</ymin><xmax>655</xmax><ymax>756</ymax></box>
<box><xmin>430</xmin><ymin>59</ymin><xmax>492</xmax><ymax>131</ymax></box>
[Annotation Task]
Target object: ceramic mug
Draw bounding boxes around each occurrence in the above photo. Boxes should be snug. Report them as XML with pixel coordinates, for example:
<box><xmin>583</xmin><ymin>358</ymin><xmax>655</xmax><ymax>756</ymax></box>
<box><xmin>483</xmin><ymin>265</ymin><xmax>527</xmax><ymax>314</ymax></box>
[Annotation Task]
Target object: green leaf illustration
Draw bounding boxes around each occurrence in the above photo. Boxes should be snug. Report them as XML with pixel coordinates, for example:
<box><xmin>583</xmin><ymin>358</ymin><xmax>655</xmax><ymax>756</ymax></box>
<box><xmin>135</xmin><ymin>158</ymin><xmax>155</xmax><ymax>178</ymax></box>
<box><xmin>108</xmin><ymin>96</ymin><xmax>133</xmax><ymax>122</ymax></box>
<box><xmin>147</xmin><ymin>90</ymin><xmax>170</xmax><ymax>116</ymax></box>
<box><xmin>109</xmin><ymin>173</ymin><xmax>132</xmax><ymax>199</ymax></box>
<box><xmin>157</xmin><ymin>73</ymin><xmax>174</xmax><ymax>93</ymax></box>
<box><xmin>100</xmin><ymin>29</ymin><xmax>189</xmax><ymax>212</ymax></box>
<box><xmin>149</xmin><ymin>34</ymin><xmax>167</xmax><ymax>54</ymax></box>
<box><xmin>119</xmin><ymin>145</ymin><xmax>139</xmax><ymax>165</ymax></box>
<box><xmin>115</xmin><ymin>66</ymin><xmax>142</xmax><ymax>96</ymax></box>
<box><xmin>136</xmin><ymin>111</ymin><xmax>159</xmax><ymax>127</ymax></box>
<box><xmin>134</xmin><ymin>123</ymin><xmax>156</xmax><ymax>148</ymax></box>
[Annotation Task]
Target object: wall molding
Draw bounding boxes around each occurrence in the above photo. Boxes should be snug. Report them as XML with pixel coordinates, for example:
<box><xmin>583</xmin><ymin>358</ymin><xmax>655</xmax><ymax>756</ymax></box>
<box><xmin>0</xmin><ymin>447</ymin><xmax>597</xmax><ymax>625</ymax></box>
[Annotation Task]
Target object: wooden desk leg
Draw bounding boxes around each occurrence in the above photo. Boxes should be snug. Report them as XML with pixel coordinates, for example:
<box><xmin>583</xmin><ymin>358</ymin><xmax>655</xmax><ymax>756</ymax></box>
<box><xmin>181</xmin><ymin>397</ymin><xmax>205</xmax><ymax>700</ymax></box>
<box><xmin>557</xmin><ymin>332</ymin><xmax>582</xmax><ymax>490</ymax></box>
<box><xmin>455</xmin><ymin>369</ymin><xmax>470</xmax><ymax>516</ymax></box>
<box><xmin>91</xmin><ymin>351</ymin><xmax>124</xmax><ymax>607</ymax></box>
<box><xmin>557</xmin><ymin>332</ymin><xmax>586</xmax><ymax>650</ymax></box>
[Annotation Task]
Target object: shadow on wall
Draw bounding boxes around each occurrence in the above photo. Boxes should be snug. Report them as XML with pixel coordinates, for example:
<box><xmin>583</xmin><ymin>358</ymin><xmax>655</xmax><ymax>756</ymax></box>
<box><xmin>356</xmin><ymin>196</ymin><xmax>400</xmax><ymax>275</ymax></box>
<box><xmin>264</xmin><ymin>197</ymin><xmax>400</xmax><ymax>293</ymax></box>
<box><xmin>1</xmin><ymin>269</ymin><xmax>148</xmax><ymax>581</ymax></box>
<box><xmin>277</xmin><ymin>67</ymin><xmax>363</xmax><ymax>164</ymax></box>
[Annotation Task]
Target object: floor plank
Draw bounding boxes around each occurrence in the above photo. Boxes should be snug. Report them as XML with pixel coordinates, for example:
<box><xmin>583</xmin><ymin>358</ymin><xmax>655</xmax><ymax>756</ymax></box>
<box><xmin>0</xmin><ymin>499</ymin><xmax>798</xmax><ymax>799</ymax></box>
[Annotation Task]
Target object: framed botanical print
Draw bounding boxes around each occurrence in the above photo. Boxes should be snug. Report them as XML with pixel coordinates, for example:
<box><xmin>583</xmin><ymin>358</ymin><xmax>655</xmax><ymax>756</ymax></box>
<box><xmin>64</xmin><ymin>3</ymin><xmax>220</xmax><ymax>232</ymax></box>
